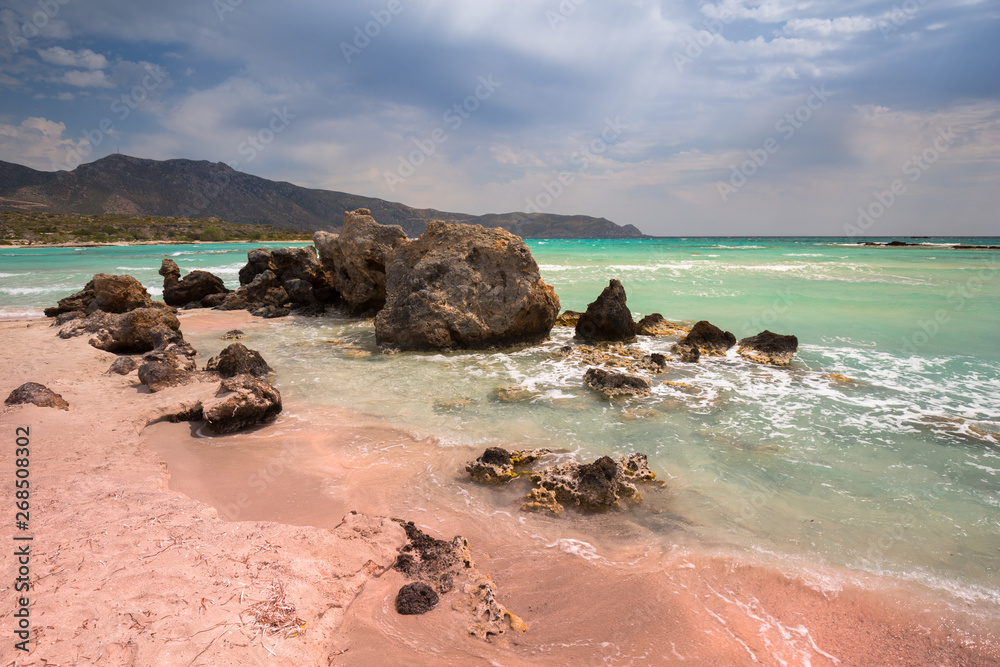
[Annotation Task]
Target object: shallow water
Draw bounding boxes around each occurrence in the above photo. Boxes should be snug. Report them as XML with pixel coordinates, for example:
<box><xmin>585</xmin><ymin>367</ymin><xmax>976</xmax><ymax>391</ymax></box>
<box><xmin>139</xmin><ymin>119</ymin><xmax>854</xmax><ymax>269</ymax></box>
<box><xmin>4</xmin><ymin>236</ymin><xmax>1000</xmax><ymax>627</ymax></box>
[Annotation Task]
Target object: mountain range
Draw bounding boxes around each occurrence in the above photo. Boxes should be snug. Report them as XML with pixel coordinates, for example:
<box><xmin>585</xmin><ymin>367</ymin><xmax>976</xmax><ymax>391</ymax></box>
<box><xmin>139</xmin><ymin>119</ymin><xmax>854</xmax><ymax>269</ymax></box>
<box><xmin>0</xmin><ymin>155</ymin><xmax>644</xmax><ymax>238</ymax></box>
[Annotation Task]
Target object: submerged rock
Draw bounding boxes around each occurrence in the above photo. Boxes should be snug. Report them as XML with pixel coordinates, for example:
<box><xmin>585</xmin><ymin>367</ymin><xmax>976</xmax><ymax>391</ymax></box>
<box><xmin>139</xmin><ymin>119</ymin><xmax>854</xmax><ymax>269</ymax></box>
<box><xmin>5</xmin><ymin>382</ymin><xmax>69</xmax><ymax>410</ymax></box>
<box><xmin>159</xmin><ymin>258</ymin><xmax>230</xmax><ymax>308</ymax></box>
<box><xmin>672</xmin><ymin>320</ymin><xmax>735</xmax><ymax>359</ymax></box>
<box><xmin>221</xmin><ymin>329</ymin><xmax>246</xmax><ymax>340</ymax></box>
<box><xmin>492</xmin><ymin>384</ymin><xmax>538</xmax><ymax>403</ymax></box>
<box><xmin>584</xmin><ymin>367</ymin><xmax>652</xmax><ymax>398</ymax></box>
<box><xmin>737</xmin><ymin>330</ymin><xmax>798</xmax><ymax>366</ymax></box>
<box><xmin>205</xmin><ymin>343</ymin><xmax>273</xmax><ymax>378</ymax></box>
<box><xmin>466</xmin><ymin>447</ymin><xmax>552</xmax><ymax>484</ymax></box>
<box><xmin>314</xmin><ymin>209</ymin><xmax>408</xmax><ymax>314</ymax></box>
<box><xmin>202</xmin><ymin>374</ymin><xmax>282</xmax><ymax>434</ymax></box>
<box><xmin>575</xmin><ymin>279</ymin><xmax>636</xmax><ymax>343</ymax></box>
<box><xmin>375</xmin><ymin>221</ymin><xmax>560</xmax><ymax>351</ymax></box>
<box><xmin>522</xmin><ymin>453</ymin><xmax>659</xmax><ymax>515</ymax></box>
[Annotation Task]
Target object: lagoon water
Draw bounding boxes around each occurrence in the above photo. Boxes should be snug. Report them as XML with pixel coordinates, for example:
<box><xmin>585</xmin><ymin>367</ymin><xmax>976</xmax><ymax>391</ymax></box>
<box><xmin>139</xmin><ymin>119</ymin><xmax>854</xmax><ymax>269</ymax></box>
<box><xmin>3</xmin><ymin>237</ymin><xmax>999</xmax><ymax>627</ymax></box>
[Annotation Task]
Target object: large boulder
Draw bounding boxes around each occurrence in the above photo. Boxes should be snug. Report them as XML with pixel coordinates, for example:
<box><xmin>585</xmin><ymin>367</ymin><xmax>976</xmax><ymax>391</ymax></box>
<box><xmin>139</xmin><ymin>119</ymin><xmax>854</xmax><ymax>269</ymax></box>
<box><xmin>205</xmin><ymin>343</ymin><xmax>273</xmax><ymax>378</ymax></box>
<box><xmin>672</xmin><ymin>320</ymin><xmax>735</xmax><ymax>358</ymax></box>
<box><xmin>314</xmin><ymin>209</ymin><xmax>408</xmax><ymax>314</ymax></box>
<box><xmin>575</xmin><ymin>279</ymin><xmax>636</xmax><ymax>343</ymax></box>
<box><xmin>44</xmin><ymin>273</ymin><xmax>155</xmax><ymax>317</ymax></box>
<box><xmin>375</xmin><ymin>221</ymin><xmax>560</xmax><ymax>351</ymax></box>
<box><xmin>221</xmin><ymin>246</ymin><xmax>336</xmax><ymax>316</ymax></box>
<box><xmin>5</xmin><ymin>382</ymin><xmax>69</xmax><ymax>410</ymax></box>
<box><xmin>159</xmin><ymin>258</ymin><xmax>230</xmax><ymax>307</ymax></box>
<box><xmin>137</xmin><ymin>350</ymin><xmax>196</xmax><ymax>392</ymax></box>
<box><xmin>59</xmin><ymin>308</ymin><xmax>182</xmax><ymax>354</ymax></box>
<box><xmin>737</xmin><ymin>330</ymin><xmax>799</xmax><ymax>366</ymax></box>
<box><xmin>202</xmin><ymin>374</ymin><xmax>282</xmax><ymax>434</ymax></box>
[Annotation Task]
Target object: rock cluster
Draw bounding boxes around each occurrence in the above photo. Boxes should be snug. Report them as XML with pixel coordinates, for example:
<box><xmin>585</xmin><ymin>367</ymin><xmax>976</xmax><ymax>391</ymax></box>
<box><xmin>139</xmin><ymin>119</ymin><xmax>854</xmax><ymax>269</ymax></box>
<box><xmin>465</xmin><ymin>447</ymin><xmax>552</xmax><ymax>483</ymax></box>
<box><xmin>59</xmin><ymin>306</ymin><xmax>183</xmax><ymax>354</ymax></box>
<box><xmin>391</xmin><ymin>520</ymin><xmax>528</xmax><ymax>638</ymax></box>
<box><xmin>375</xmin><ymin>221</ymin><xmax>560</xmax><ymax>351</ymax></box>
<box><xmin>5</xmin><ymin>382</ymin><xmax>69</xmax><ymax>410</ymax></box>
<box><xmin>672</xmin><ymin>320</ymin><xmax>736</xmax><ymax>361</ymax></box>
<box><xmin>214</xmin><ymin>244</ymin><xmax>336</xmax><ymax>318</ymax></box>
<box><xmin>44</xmin><ymin>273</ymin><xmax>157</xmax><ymax>317</ymax></box>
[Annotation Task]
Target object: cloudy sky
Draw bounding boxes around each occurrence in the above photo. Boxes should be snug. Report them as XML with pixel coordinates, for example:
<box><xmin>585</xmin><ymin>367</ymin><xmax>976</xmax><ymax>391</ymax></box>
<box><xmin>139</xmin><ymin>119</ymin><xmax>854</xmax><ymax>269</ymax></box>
<box><xmin>1</xmin><ymin>0</ymin><xmax>998</xmax><ymax>236</ymax></box>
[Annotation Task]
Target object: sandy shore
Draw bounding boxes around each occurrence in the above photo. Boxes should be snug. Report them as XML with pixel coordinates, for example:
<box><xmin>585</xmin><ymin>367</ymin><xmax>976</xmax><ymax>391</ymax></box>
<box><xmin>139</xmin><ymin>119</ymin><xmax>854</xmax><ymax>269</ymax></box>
<box><xmin>2</xmin><ymin>310</ymin><xmax>999</xmax><ymax>666</ymax></box>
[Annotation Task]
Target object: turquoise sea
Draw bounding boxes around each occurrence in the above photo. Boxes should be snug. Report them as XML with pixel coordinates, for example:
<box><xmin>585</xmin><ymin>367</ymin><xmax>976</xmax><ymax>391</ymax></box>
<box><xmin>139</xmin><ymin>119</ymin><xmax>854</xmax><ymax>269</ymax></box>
<box><xmin>2</xmin><ymin>237</ymin><xmax>999</xmax><ymax>620</ymax></box>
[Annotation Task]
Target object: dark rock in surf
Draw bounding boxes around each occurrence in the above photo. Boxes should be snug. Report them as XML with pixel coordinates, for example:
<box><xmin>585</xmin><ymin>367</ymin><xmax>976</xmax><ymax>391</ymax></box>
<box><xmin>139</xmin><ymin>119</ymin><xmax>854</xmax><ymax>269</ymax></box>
<box><xmin>575</xmin><ymin>279</ymin><xmax>636</xmax><ymax>343</ymax></box>
<box><xmin>672</xmin><ymin>320</ymin><xmax>735</xmax><ymax>358</ymax></box>
<box><xmin>584</xmin><ymin>367</ymin><xmax>651</xmax><ymax>398</ymax></box>
<box><xmin>737</xmin><ymin>330</ymin><xmax>798</xmax><ymax>366</ymax></box>
<box><xmin>205</xmin><ymin>342</ymin><xmax>273</xmax><ymax>378</ymax></box>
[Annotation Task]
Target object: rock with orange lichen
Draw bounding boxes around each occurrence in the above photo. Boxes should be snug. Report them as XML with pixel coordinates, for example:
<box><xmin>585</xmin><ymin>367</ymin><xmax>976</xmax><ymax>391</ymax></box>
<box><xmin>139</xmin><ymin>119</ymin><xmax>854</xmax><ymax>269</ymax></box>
<box><xmin>466</xmin><ymin>447</ymin><xmax>553</xmax><ymax>484</ymax></box>
<box><xmin>523</xmin><ymin>453</ymin><xmax>660</xmax><ymax>515</ymax></box>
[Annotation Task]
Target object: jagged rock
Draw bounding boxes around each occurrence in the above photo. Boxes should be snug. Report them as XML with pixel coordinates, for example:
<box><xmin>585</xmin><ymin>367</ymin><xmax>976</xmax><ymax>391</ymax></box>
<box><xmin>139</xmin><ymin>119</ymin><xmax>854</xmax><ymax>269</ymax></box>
<box><xmin>159</xmin><ymin>258</ymin><xmax>230</xmax><ymax>307</ymax></box>
<box><xmin>522</xmin><ymin>453</ymin><xmax>658</xmax><ymax>514</ymax></box>
<box><xmin>672</xmin><ymin>320</ymin><xmax>735</xmax><ymax>357</ymax></box>
<box><xmin>466</xmin><ymin>447</ymin><xmax>552</xmax><ymax>483</ymax></box>
<box><xmin>238</xmin><ymin>248</ymin><xmax>276</xmax><ymax>285</ymax></box>
<box><xmin>314</xmin><ymin>209</ymin><xmax>409</xmax><ymax>314</ymax></box>
<box><xmin>149</xmin><ymin>323</ymin><xmax>197</xmax><ymax>361</ymax></box>
<box><xmin>60</xmin><ymin>308</ymin><xmax>182</xmax><ymax>354</ymax></box>
<box><xmin>107</xmin><ymin>356</ymin><xmax>140</xmax><ymax>375</ymax></box>
<box><xmin>575</xmin><ymin>279</ymin><xmax>636</xmax><ymax>343</ymax></box>
<box><xmin>221</xmin><ymin>329</ymin><xmax>246</xmax><ymax>340</ymax></box>
<box><xmin>555</xmin><ymin>310</ymin><xmax>583</xmax><ymax>326</ymax></box>
<box><xmin>674</xmin><ymin>344</ymin><xmax>700</xmax><ymax>363</ymax></box>
<box><xmin>271</xmin><ymin>246</ymin><xmax>324</xmax><ymax>285</ymax></box>
<box><xmin>138</xmin><ymin>350</ymin><xmax>196</xmax><ymax>392</ymax></box>
<box><xmin>395</xmin><ymin>582</ymin><xmax>439</xmax><ymax>615</ymax></box>
<box><xmin>569</xmin><ymin>344</ymin><xmax>666</xmax><ymax>374</ymax></box>
<box><xmin>44</xmin><ymin>273</ymin><xmax>155</xmax><ymax>317</ymax></box>
<box><xmin>636</xmin><ymin>313</ymin><xmax>688</xmax><ymax>336</ymax></box>
<box><xmin>53</xmin><ymin>311</ymin><xmax>85</xmax><ymax>326</ymax></box>
<box><xmin>205</xmin><ymin>343</ymin><xmax>273</xmax><ymax>378</ymax></box>
<box><xmin>202</xmin><ymin>374</ymin><xmax>282</xmax><ymax>434</ymax></box>
<box><xmin>584</xmin><ymin>367</ymin><xmax>652</xmax><ymax>398</ymax></box>
<box><xmin>5</xmin><ymin>382</ymin><xmax>69</xmax><ymax>410</ymax></box>
<box><xmin>375</xmin><ymin>221</ymin><xmax>560</xmax><ymax>351</ymax></box>
<box><xmin>737</xmin><ymin>330</ymin><xmax>799</xmax><ymax>366</ymax></box>
<box><xmin>392</xmin><ymin>520</ymin><xmax>527</xmax><ymax>638</ymax></box>
<box><xmin>283</xmin><ymin>278</ymin><xmax>315</xmax><ymax>304</ymax></box>
<box><xmin>201</xmin><ymin>293</ymin><xmax>228</xmax><ymax>308</ymax></box>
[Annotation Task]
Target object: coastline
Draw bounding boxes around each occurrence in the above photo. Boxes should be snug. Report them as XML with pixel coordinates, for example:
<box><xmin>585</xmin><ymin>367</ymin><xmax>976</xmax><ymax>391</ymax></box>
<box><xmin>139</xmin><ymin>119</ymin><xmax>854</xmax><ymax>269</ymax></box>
<box><xmin>3</xmin><ymin>309</ymin><xmax>999</xmax><ymax>665</ymax></box>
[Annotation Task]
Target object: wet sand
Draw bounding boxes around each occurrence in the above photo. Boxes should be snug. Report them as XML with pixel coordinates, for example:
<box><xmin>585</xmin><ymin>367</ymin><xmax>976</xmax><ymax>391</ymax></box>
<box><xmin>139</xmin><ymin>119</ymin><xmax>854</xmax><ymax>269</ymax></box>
<box><xmin>3</xmin><ymin>309</ymin><xmax>999</xmax><ymax>665</ymax></box>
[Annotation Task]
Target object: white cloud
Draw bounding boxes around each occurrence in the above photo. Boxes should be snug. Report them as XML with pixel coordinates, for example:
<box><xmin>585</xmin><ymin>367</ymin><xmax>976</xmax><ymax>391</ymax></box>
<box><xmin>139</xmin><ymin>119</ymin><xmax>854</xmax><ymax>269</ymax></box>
<box><xmin>38</xmin><ymin>46</ymin><xmax>110</xmax><ymax>70</ymax></box>
<box><xmin>782</xmin><ymin>16</ymin><xmax>878</xmax><ymax>37</ymax></box>
<box><xmin>0</xmin><ymin>116</ymin><xmax>85</xmax><ymax>170</ymax></box>
<box><xmin>61</xmin><ymin>69</ymin><xmax>115</xmax><ymax>88</ymax></box>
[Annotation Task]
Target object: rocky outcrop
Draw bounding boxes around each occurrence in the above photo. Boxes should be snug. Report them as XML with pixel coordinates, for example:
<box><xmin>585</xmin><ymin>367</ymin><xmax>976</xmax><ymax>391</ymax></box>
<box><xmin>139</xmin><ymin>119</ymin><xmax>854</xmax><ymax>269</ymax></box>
<box><xmin>575</xmin><ymin>279</ymin><xmax>636</xmax><ymax>343</ymax></box>
<box><xmin>636</xmin><ymin>313</ymin><xmax>688</xmax><ymax>336</ymax></box>
<box><xmin>555</xmin><ymin>310</ymin><xmax>583</xmax><ymax>326</ymax></box>
<box><xmin>5</xmin><ymin>382</ymin><xmax>69</xmax><ymax>410</ymax></box>
<box><xmin>217</xmin><ymin>246</ymin><xmax>337</xmax><ymax>317</ymax></box>
<box><xmin>375</xmin><ymin>221</ymin><xmax>560</xmax><ymax>351</ymax></box>
<box><xmin>737</xmin><ymin>330</ymin><xmax>799</xmax><ymax>366</ymax></box>
<box><xmin>466</xmin><ymin>447</ymin><xmax>552</xmax><ymax>484</ymax></box>
<box><xmin>202</xmin><ymin>374</ymin><xmax>282</xmax><ymax>434</ymax></box>
<box><xmin>392</xmin><ymin>520</ymin><xmax>527</xmax><ymax>638</ymax></box>
<box><xmin>314</xmin><ymin>209</ymin><xmax>408</xmax><ymax>314</ymax></box>
<box><xmin>44</xmin><ymin>273</ymin><xmax>156</xmax><ymax>317</ymax></box>
<box><xmin>584</xmin><ymin>367</ymin><xmax>652</xmax><ymax>398</ymax></box>
<box><xmin>672</xmin><ymin>320</ymin><xmax>735</xmax><ymax>359</ymax></box>
<box><xmin>159</xmin><ymin>258</ymin><xmax>230</xmax><ymax>308</ymax></box>
<box><xmin>522</xmin><ymin>453</ymin><xmax>659</xmax><ymax>515</ymax></box>
<box><xmin>59</xmin><ymin>308</ymin><xmax>182</xmax><ymax>354</ymax></box>
<box><xmin>205</xmin><ymin>343</ymin><xmax>273</xmax><ymax>378</ymax></box>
